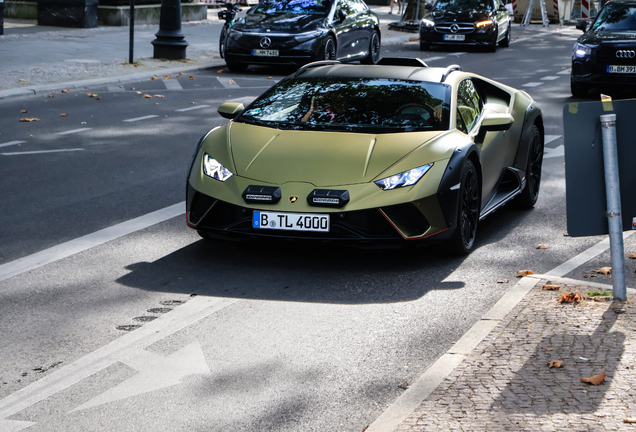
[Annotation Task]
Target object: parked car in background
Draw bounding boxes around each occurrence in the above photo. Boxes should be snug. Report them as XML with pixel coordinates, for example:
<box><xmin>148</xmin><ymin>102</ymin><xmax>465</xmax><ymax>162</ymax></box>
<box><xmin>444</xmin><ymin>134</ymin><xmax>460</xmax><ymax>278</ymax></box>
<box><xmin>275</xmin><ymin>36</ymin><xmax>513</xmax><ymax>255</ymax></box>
<box><xmin>186</xmin><ymin>59</ymin><xmax>544</xmax><ymax>254</ymax></box>
<box><xmin>222</xmin><ymin>0</ymin><xmax>381</xmax><ymax>72</ymax></box>
<box><xmin>419</xmin><ymin>0</ymin><xmax>512</xmax><ymax>52</ymax></box>
<box><xmin>571</xmin><ymin>0</ymin><xmax>636</xmax><ymax>96</ymax></box>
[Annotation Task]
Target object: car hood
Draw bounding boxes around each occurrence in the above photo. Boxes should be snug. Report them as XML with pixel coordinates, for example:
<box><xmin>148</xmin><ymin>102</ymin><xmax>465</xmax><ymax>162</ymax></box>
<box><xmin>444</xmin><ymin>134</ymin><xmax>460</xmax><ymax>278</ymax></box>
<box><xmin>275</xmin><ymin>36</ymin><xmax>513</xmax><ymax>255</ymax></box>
<box><xmin>579</xmin><ymin>31</ymin><xmax>636</xmax><ymax>45</ymax></box>
<box><xmin>228</xmin><ymin>122</ymin><xmax>445</xmax><ymax>186</ymax></box>
<box><xmin>430</xmin><ymin>10</ymin><xmax>493</xmax><ymax>22</ymax></box>
<box><xmin>234</xmin><ymin>13</ymin><xmax>326</xmax><ymax>33</ymax></box>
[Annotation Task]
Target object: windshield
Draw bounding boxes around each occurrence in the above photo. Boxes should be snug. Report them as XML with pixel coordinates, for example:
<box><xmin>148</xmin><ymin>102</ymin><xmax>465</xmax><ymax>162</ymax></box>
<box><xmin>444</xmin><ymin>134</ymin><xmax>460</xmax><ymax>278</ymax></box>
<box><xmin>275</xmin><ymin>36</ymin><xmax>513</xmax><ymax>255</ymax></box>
<box><xmin>592</xmin><ymin>4</ymin><xmax>636</xmax><ymax>31</ymax></box>
<box><xmin>432</xmin><ymin>0</ymin><xmax>494</xmax><ymax>12</ymax></box>
<box><xmin>253</xmin><ymin>0</ymin><xmax>333</xmax><ymax>15</ymax></box>
<box><xmin>236</xmin><ymin>77</ymin><xmax>451</xmax><ymax>133</ymax></box>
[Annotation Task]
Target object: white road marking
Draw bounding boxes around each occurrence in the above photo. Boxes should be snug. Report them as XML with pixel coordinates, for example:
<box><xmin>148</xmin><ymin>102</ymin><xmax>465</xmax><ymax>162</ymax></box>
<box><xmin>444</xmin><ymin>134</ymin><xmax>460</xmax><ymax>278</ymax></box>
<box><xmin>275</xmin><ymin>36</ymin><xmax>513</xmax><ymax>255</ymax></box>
<box><xmin>175</xmin><ymin>104</ymin><xmax>210</xmax><ymax>112</ymax></box>
<box><xmin>557</xmin><ymin>69</ymin><xmax>571</xmax><ymax>74</ymax></box>
<box><xmin>454</xmin><ymin>52</ymin><xmax>467</xmax><ymax>56</ymax></box>
<box><xmin>0</xmin><ymin>202</ymin><xmax>184</xmax><ymax>283</ymax></box>
<box><xmin>522</xmin><ymin>82</ymin><xmax>544</xmax><ymax>87</ymax></box>
<box><xmin>543</xmin><ymin>145</ymin><xmax>564</xmax><ymax>159</ymax></box>
<box><xmin>56</xmin><ymin>128</ymin><xmax>92</xmax><ymax>135</ymax></box>
<box><xmin>122</xmin><ymin>115</ymin><xmax>160</xmax><ymax>122</ymax></box>
<box><xmin>541</xmin><ymin>76</ymin><xmax>560</xmax><ymax>80</ymax></box>
<box><xmin>544</xmin><ymin>135</ymin><xmax>561</xmax><ymax>145</ymax></box>
<box><xmin>0</xmin><ymin>141</ymin><xmax>26</xmax><ymax>148</ymax></box>
<box><xmin>2</xmin><ymin>149</ymin><xmax>85</xmax><ymax>156</ymax></box>
<box><xmin>0</xmin><ymin>296</ymin><xmax>236</xmax><ymax>426</ymax></box>
<box><xmin>217</xmin><ymin>76</ymin><xmax>238</xmax><ymax>89</ymax></box>
<box><xmin>510</xmin><ymin>32</ymin><xmax>551</xmax><ymax>45</ymax></box>
<box><xmin>423</xmin><ymin>56</ymin><xmax>446</xmax><ymax>62</ymax></box>
<box><xmin>163</xmin><ymin>79</ymin><xmax>183</xmax><ymax>90</ymax></box>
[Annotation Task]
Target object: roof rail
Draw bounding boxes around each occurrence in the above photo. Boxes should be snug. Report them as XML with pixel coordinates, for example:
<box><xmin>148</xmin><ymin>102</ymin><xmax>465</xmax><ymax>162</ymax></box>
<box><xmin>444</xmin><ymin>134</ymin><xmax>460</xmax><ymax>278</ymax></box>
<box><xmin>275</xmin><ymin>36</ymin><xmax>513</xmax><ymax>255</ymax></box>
<box><xmin>440</xmin><ymin>65</ymin><xmax>462</xmax><ymax>83</ymax></box>
<box><xmin>294</xmin><ymin>60</ymin><xmax>341</xmax><ymax>77</ymax></box>
<box><xmin>376</xmin><ymin>57</ymin><xmax>429</xmax><ymax>67</ymax></box>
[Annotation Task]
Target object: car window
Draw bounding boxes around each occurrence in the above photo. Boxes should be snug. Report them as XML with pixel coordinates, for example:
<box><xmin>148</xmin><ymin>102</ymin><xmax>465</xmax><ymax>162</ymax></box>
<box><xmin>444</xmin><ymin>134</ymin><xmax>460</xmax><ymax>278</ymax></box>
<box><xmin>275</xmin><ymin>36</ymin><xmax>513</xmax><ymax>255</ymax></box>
<box><xmin>350</xmin><ymin>0</ymin><xmax>368</xmax><ymax>13</ymax></box>
<box><xmin>254</xmin><ymin>0</ymin><xmax>334</xmax><ymax>15</ymax></box>
<box><xmin>592</xmin><ymin>4</ymin><xmax>636</xmax><ymax>31</ymax></box>
<box><xmin>456</xmin><ymin>79</ymin><xmax>483</xmax><ymax>133</ymax></box>
<box><xmin>337</xmin><ymin>0</ymin><xmax>356</xmax><ymax>17</ymax></box>
<box><xmin>432</xmin><ymin>0</ymin><xmax>494</xmax><ymax>12</ymax></box>
<box><xmin>237</xmin><ymin>77</ymin><xmax>451</xmax><ymax>133</ymax></box>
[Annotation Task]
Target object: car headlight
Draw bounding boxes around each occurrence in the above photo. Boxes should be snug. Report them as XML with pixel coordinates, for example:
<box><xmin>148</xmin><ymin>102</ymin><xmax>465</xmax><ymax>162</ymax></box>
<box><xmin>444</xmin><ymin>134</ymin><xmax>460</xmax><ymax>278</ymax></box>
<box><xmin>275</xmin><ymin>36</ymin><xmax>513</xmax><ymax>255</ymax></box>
<box><xmin>202</xmin><ymin>153</ymin><xmax>233</xmax><ymax>181</ymax></box>
<box><xmin>375</xmin><ymin>164</ymin><xmax>433</xmax><ymax>191</ymax></box>
<box><xmin>574</xmin><ymin>43</ymin><xmax>592</xmax><ymax>57</ymax></box>
<box><xmin>475</xmin><ymin>19</ymin><xmax>494</xmax><ymax>28</ymax></box>
<box><xmin>420</xmin><ymin>18</ymin><xmax>435</xmax><ymax>27</ymax></box>
<box><xmin>295</xmin><ymin>30</ymin><xmax>324</xmax><ymax>43</ymax></box>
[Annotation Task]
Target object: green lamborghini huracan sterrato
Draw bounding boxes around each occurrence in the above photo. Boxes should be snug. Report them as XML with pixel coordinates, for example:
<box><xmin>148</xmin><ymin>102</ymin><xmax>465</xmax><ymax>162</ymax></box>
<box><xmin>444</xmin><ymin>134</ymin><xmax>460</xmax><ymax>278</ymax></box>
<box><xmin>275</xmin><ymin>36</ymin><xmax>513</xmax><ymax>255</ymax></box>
<box><xmin>186</xmin><ymin>58</ymin><xmax>543</xmax><ymax>253</ymax></box>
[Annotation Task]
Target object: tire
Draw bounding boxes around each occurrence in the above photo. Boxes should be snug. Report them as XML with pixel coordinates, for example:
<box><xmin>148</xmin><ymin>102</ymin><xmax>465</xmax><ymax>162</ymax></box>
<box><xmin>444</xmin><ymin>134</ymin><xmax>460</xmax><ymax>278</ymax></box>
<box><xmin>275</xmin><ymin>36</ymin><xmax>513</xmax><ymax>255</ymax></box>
<box><xmin>420</xmin><ymin>41</ymin><xmax>430</xmax><ymax>51</ymax></box>
<box><xmin>515</xmin><ymin>124</ymin><xmax>543</xmax><ymax>208</ymax></box>
<box><xmin>570</xmin><ymin>76</ymin><xmax>589</xmax><ymax>97</ymax></box>
<box><xmin>499</xmin><ymin>25</ymin><xmax>510</xmax><ymax>47</ymax></box>
<box><xmin>324</xmin><ymin>36</ymin><xmax>337</xmax><ymax>60</ymax></box>
<box><xmin>219</xmin><ymin>25</ymin><xmax>228</xmax><ymax>59</ymax></box>
<box><xmin>451</xmin><ymin>158</ymin><xmax>481</xmax><ymax>255</ymax></box>
<box><xmin>226</xmin><ymin>62</ymin><xmax>248</xmax><ymax>72</ymax></box>
<box><xmin>362</xmin><ymin>31</ymin><xmax>381</xmax><ymax>64</ymax></box>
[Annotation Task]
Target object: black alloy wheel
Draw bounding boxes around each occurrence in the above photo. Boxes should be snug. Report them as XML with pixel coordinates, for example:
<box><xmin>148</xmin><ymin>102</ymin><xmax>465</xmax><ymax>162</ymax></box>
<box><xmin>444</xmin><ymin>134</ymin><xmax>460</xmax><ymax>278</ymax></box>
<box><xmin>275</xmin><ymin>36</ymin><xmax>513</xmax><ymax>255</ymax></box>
<box><xmin>362</xmin><ymin>31</ymin><xmax>381</xmax><ymax>64</ymax></box>
<box><xmin>516</xmin><ymin>124</ymin><xmax>543</xmax><ymax>208</ymax></box>
<box><xmin>452</xmin><ymin>158</ymin><xmax>480</xmax><ymax>254</ymax></box>
<box><xmin>324</xmin><ymin>37</ymin><xmax>337</xmax><ymax>60</ymax></box>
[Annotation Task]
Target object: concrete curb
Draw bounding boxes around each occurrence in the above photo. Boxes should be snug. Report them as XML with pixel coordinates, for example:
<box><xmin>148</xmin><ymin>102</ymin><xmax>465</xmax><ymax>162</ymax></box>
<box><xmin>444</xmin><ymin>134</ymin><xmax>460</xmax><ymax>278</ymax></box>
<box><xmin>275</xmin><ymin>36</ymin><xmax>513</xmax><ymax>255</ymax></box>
<box><xmin>365</xmin><ymin>276</ymin><xmax>537</xmax><ymax>432</ymax></box>
<box><xmin>0</xmin><ymin>61</ymin><xmax>225</xmax><ymax>100</ymax></box>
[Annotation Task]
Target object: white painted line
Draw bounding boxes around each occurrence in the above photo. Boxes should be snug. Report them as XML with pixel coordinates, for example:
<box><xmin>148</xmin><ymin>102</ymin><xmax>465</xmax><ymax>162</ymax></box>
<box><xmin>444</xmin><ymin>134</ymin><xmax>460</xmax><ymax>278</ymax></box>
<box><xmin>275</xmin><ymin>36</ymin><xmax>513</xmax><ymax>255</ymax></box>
<box><xmin>175</xmin><ymin>104</ymin><xmax>210</xmax><ymax>112</ymax></box>
<box><xmin>0</xmin><ymin>141</ymin><xmax>26</xmax><ymax>148</ymax></box>
<box><xmin>107</xmin><ymin>86</ymin><xmax>126</xmax><ymax>92</ymax></box>
<box><xmin>163</xmin><ymin>79</ymin><xmax>183</xmax><ymax>90</ymax></box>
<box><xmin>557</xmin><ymin>69</ymin><xmax>571</xmax><ymax>75</ymax></box>
<box><xmin>216</xmin><ymin>76</ymin><xmax>238</xmax><ymax>89</ymax></box>
<box><xmin>0</xmin><ymin>295</ymin><xmax>237</xmax><ymax>423</ymax></box>
<box><xmin>546</xmin><ymin>231</ymin><xmax>636</xmax><ymax>277</ymax></box>
<box><xmin>56</xmin><ymin>128</ymin><xmax>92</xmax><ymax>135</ymax></box>
<box><xmin>545</xmin><ymin>134</ymin><xmax>561</xmax><ymax>144</ymax></box>
<box><xmin>122</xmin><ymin>115</ymin><xmax>160</xmax><ymax>123</ymax></box>
<box><xmin>454</xmin><ymin>52</ymin><xmax>467</xmax><ymax>56</ymax></box>
<box><xmin>543</xmin><ymin>145</ymin><xmax>564</xmax><ymax>159</ymax></box>
<box><xmin>541</xmin><ymin>76</ymin><xmax>560</xmax><ymax>80</ymax></box>
<box><xmin>0</xmin><ymin>202</ymin><xmax>185</xmax><ymax>283</ymax></box>
<box><xmin>2</xmin><ymin>149</ymin><xmax>84</xmax><ymax>156</ymax></box>
<box><xmin>423</xmin><ymin>56</ymin><xmax>446</xmax><ymax>62</ymax></box>
<box><xmin>522</xmin><ymin>82</ymin><xmax>544</xmax><ymax>87</ymax></box>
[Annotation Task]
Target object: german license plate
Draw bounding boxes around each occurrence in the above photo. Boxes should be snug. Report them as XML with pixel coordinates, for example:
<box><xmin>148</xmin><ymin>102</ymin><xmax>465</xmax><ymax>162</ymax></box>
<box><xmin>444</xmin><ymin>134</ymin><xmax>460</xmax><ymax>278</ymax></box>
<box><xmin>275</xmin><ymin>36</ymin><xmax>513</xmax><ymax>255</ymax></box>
<box><xmin>444</xmin><ymin>34</ymin><xmax>465</xmax><ymax>41</ymax></box>
<box><xmin>253</xmin><ymin>211</ymin><xmax>329</xmax><ymax>232</ymax></box>
<box><xmin>252</xmin><ymin>49</ymin><xmax>279</xmax><ymax>57</ymax></box>
<box><xmin>607</xmin><ymin>65</ymin><xmax>636</xmax><ymax>73</ymax></box>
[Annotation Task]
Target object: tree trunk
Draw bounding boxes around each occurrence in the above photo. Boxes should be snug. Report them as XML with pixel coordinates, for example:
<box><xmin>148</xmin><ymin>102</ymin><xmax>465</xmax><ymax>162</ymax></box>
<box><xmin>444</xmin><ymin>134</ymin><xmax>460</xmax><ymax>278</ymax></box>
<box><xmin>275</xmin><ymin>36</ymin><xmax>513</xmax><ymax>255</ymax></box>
<box><xmin>402</xmin><ymin>0</ymin><xmax>428</xmax><ymax>21</ymax></box>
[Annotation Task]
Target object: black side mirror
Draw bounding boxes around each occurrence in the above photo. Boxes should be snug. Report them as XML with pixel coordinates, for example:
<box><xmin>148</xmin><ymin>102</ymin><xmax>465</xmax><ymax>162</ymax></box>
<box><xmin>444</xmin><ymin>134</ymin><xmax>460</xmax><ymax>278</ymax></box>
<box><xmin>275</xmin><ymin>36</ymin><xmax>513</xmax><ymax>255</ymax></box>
<box><xmin>576</xmin><ymin>20</ymin><xmax>589</xmax><ymax>31</ymax></box>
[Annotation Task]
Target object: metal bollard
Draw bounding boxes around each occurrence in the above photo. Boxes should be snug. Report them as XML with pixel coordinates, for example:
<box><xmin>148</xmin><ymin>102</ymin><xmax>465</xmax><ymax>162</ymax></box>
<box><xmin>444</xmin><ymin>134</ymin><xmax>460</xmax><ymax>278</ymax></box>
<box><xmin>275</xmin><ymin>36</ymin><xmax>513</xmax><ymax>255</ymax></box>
<box><xmin>600</xmin><ymin>113</ymin><xmax>626</xmax><ymax>301</ymax></box>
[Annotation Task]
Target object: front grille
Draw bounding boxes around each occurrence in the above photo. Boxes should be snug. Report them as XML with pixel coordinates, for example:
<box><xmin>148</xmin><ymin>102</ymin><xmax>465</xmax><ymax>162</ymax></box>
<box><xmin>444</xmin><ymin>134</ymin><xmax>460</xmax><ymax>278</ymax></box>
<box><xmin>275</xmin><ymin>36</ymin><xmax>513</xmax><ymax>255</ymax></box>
<box><xmin>596</xmin><ymin>48</ymin><xmax>636</xmax><ymax>65</ymax></box>
<box><xmin>381</xmin><ymin>203</ymin><xmax>430</xmax><ymax>238</ymax></box>
<box><xmin>435</xmin><ymin>23</ymin><xmax>475</xmax><ymax>34</ymax></box>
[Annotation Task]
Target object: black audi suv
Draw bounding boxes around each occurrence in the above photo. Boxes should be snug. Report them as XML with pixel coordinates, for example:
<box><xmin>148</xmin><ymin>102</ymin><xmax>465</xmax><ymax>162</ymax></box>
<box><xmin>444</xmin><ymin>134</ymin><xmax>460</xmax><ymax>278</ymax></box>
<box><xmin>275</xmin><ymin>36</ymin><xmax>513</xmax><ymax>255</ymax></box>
<box><xmin>418</xmin><ymin>0</ymin><xmax>512</xmax><ymax>52</ymax></box>
<box><xmin>571</xmin><ymin>0</ymin><xmax>636</xmax><ymax>96</ymax></box>
<box><xmin>223</xmin><ymin>0</ymin><xmax>381</xmax><ymax>72</ymax></box>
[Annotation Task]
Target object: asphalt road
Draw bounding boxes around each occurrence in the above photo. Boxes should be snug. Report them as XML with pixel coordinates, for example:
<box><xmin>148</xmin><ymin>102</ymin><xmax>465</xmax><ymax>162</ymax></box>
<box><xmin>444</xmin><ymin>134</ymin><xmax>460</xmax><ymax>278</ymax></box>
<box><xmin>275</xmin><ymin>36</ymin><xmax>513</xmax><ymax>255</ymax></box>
<box><xmin>1</xmin><ymin>25</ymin><xmax>635</xmax><ymax>432</ymax></box>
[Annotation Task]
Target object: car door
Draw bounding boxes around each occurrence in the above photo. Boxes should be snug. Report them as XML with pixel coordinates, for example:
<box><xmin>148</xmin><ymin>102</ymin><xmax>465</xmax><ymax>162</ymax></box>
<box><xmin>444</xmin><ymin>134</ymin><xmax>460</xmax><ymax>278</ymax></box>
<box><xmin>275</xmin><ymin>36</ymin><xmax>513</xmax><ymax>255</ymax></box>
<box><xmin>493</xmin><ymin>0</ymin><xmax>510</xmax><ymax>41</ymax></box>
<box><xmin>332</xmin><ymin>0</ymin><xmax>360</xmax><ymax>60</ymax></box>
<box><xmin>351</xmin><ymin>0</ymin><xmax>374</xmax><ymax>56</ymax></box>
<box><xmin>456</xmin><ymin>78</ymin><xmax>507</xmax><ymax>204</ymax></box>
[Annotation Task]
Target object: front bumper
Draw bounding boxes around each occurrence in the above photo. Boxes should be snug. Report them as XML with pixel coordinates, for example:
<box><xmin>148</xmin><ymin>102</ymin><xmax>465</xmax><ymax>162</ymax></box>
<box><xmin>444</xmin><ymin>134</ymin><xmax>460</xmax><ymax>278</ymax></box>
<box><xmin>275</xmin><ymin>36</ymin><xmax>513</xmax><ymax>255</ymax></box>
<box><xmin>420</xmin><ymin>24</ymin><xmax>496</xmax><ymax>47</ymax></box>
<box><xmin>224</xmin><ymin>32</ymin><xmax>325</xmax><ymax>67</ymax></box>
<box><xmin>572</xmin><ymin>46</ymin><xmax>636</xmax><ymax>88</ymax></box>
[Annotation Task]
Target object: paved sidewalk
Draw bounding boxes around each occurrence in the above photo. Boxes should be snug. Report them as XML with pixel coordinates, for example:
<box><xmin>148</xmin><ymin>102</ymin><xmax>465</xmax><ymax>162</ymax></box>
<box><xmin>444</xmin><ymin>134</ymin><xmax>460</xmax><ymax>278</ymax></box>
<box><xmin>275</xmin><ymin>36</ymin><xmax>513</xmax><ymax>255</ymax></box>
<box><xmin>393</xmin><ymin>275</ymin><xmax>636</xmax><ymax>432</ymax></box>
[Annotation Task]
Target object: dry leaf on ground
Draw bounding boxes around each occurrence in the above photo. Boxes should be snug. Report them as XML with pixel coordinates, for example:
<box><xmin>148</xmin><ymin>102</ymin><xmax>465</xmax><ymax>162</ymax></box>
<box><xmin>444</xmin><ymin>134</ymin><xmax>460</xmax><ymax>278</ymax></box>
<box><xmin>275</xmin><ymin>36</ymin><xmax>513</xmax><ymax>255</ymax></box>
<box><xmin>191</xmin><ymin>102</ymin><xmax>197</xmax><ymax>105</ymax></box>
<box><xmin>629</xmin><ymin>253</ymin><xmax>636</xmax><ymax>259</ymax></box>
<box><xmin>48</xmin><ymin>94</ymin><xmax>55</xmax><ymax>98</ymax></box>
<box><xmin>596</xmin><ymin>267</ymin><xmax>612</xmax><ymax>275</ymax></box>
<box><xmin>229</xmin><ymin>80</ymin><xmax>236</xmax><ymax>84</ymax></box>
<box><xmin>153</xmin><ymin>95</ymin><xmax>165</xmax><ymax>98</ymax></box>
<box><xmin>217</xmin><ymin>70</ymin><xmax>223</xmax><ymax>74</ymax></box>
<box><xmin>536</xmin><ymin>244</ymin><xmax>549</xmax><ymax>249</ymax></box>
<box><xmin>142</xmin><ymin>94</ymin><xmax>152</xmax><ymax>98</ymax></box>
<box><xmin>60</xmin><ymin>113</ymin><xmax>68</xmax><ymax>117</ymax></box>
<box><xmin>21</xmin><ymin>110</ymin><xmax>27</xmax><ymax>113</ymax></box>
<box><xmin>558</xmin><ymin>291</ymin><xmax>583</xmax><ymax>303</ymax></box>
<box><xmin>189</xmin><ymin>76</ymin><xmax>195</xmax><ymax>80</ymax></box>
<box><xmin>543</xmin><ymin>347</ymin><xmax>554</xmax><ymax>351</ymax></box>
<box><xmin>543</xmin><ymin>285</ymin><xmax>560</xmax><ymax>290</ymax></box>
<box><xmin>62</xmin><ymin>89</ymin><xmax>70</xmax><ymax>93</ymax></box>
<box><xmin>517</xmin><ymin>270</ymin><xmax>534</xmax><ymax>277</ymax></box>
<box><xmin>398</xmin><ymin>381</ymin><xmax>409</xmax><ymax>389</ymax></box>
<box><xmin>164</xmin><ymin>74</ymin><xmax>171</xmax><ymax>79</ymax></box>
<box><xmin>87</xmin><ymin>93</ymin><xmax>98</xmax><ymax>98</ymax></box>
<box><xmin>497</xmin><ymin>279</ymin><xmax>509</xmax><ymax>284</ymax></box>
<box><xmin>151</xmin><ymin>76</ymin><xmax>158</xmax><ymax>80</ymax></box>
<box><xmin>624</xmin><ymin>418</ymin><xmax>636</xmax><ymax>424</ymax></box>
<box><xmin>581</xmin><ymin>372</ymin><xmax>606</xmax><ymax>385</ymax></box>
<box><xmin>548</xmin><ymin>360</ymin><xmax>563</xmax><ymax>368</ymax></box>
<box><xmin>19</xmin><ymin>118</ymin><xmax>39</xmax><ymax>122</ymax></box>
<box><xmin>267</xmin><ymin>76</ymin><xmax>273</xmax><ymax>79</ymax></box>
<box><xmin>176</xmin><ymin>72</ymin><xmax>184</xmax><ymax>77</ymax></box>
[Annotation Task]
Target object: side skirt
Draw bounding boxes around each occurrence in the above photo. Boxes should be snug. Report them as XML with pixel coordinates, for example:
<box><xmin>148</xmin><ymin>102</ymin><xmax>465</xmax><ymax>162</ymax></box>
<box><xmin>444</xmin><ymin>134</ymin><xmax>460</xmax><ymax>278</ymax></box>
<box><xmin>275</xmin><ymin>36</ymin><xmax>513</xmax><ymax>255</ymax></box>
<box><xmin>479</xmin><ymin>167</ymin><xmax>525</xmax><ymax>220</ymax></box>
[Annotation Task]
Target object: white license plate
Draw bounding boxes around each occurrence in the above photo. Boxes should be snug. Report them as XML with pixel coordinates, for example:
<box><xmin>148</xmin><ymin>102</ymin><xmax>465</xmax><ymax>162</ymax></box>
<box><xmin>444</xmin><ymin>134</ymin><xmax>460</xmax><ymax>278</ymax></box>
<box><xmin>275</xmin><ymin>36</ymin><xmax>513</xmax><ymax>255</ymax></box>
<box><xmin>252</xmin><ymin>49</ymin><xmax>279</xmax><ymax>57</ymax></box>
<box><xmin>607</xmin><ymin>65</ymin><xmax>636</xmax><ymax>73</ymax></box>
<box><xmin>253</xmin><ymin>211</ymin><xmax>330</xmax><ymax>232</ymax></box>
<box><xmin>444</xmin><ymin>34</ymin><xmax>465</xmax><ymax>41</ymax></box>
